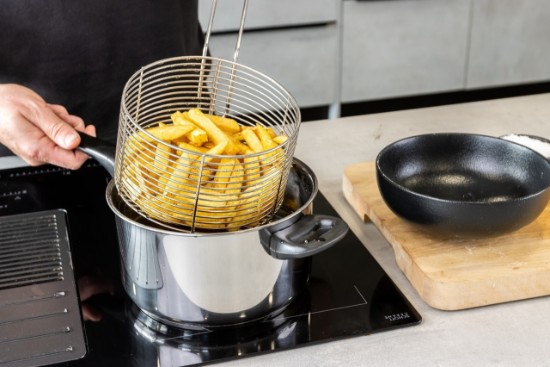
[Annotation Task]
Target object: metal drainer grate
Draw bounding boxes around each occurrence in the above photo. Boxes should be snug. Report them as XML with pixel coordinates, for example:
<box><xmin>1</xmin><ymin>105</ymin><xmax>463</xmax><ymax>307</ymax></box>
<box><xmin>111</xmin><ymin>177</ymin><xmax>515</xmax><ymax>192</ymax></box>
<box><xmin>0</xmin><ymin>215</ymin><xmax>64</xmax><ymax>290</ymax></box>
<box><xmin>0</xmin><ymin>210</ymin><xmax>86</xmax><ymax>367</ymax></box>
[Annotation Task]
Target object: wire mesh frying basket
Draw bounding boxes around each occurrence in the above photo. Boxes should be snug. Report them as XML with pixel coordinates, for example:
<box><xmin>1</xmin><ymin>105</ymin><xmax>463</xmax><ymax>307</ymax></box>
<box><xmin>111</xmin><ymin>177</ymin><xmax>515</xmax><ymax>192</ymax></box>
<box><xmin>114</xmin><ymin>53</ymin><xmax>300</xmax><ymax>232</ymax></box>
<box><xmin>113</xmin><ymin>0</ymin><xmax>301</xmax><ymax>233</ymax></box>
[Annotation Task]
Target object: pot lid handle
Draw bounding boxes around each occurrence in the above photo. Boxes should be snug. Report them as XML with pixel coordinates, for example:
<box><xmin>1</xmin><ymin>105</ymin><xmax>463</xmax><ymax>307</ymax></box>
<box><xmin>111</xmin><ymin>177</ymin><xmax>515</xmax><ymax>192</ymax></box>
<box><xmin>260</xmin><ymin>215</ymin><xmax>349</xmax><ymax>260</ymax></box>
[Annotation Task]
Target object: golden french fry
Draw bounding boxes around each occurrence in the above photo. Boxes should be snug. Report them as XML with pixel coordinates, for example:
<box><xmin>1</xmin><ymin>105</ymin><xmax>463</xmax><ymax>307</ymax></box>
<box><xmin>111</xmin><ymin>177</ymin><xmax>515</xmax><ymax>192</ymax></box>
<box><xmin>122</xmin><ymin>156</ymin><xmax>159</xmax><ymax>199</ymax></box>
<box><xmin>265</xmin><ymin>126</ymin><xmax>277</xmax><ymax>138</ymax></box>
<box><xmin>228</xmin><ymin>190</ymin><xmax>270</xmax><ymax>229</ymax></box>
<box><xmin>121</xmin><ymin>167</ymin><xmax>146</xmax><ymax>202</ymax></box>
<box><xmin>171</xmin><ymin>111</ymin><xmax>193</xmax><ymax>126</ymax></box>
<box><xmin>161</xmin><ymin>150</ymin><xmax>200</xmax><ymax>195</ymax></box>
<box><xmin>208</xmin><ymin>114</ymin><xmax>241</xmax><ymax>134</ymax></box>
<box><xmin>142</xmin><ymin>195</ymin><xmax>195</xmax><ymax>224</ymax></box>
<box><xmin>256</xmin><ymin>126</ymin><xmax>278</xmax><ymax>166</ymax></box>
<box><xmin>208</xmin><ymin>158</ymin><xmax>237</xmax><ymax>190</ymax></box>
<box><xmin>231</xmin><ymin>130</ymin><xmax>246</xmax><ymax>143</ymax></box>
<box><xmin>243</xmin><ymin>149</ymin><xmax>261</xmax><ymax>187</ymax></box>
<box><xmin>186</xmin><ymin>128</ymin><xmax>208</xmax><ymax>146</ymax></box>
<box><xmin>177</xmin><ymin>141</ymin><xmax>223</xmax><ymax>181</ymax></box>
<box><xmin>123</xmin><ymin>131</ymin><xmax>156</xmax><ymax>163</ymax></box>
<box><xmin>206</xmin><ymin>141</ymin><xmax>228</xmax><ymax>157</ymax></box>
<box><xmin>177</xmin><ymin>141</ymin><xmax>208</xmax><ymax>154</ymax></box>
<box><xmin>170</xmin><ymin>111</ymin><xmax>184</xmax><ymax>123</ymax></box>
<box><xmin>273</xmin><ymin>135</ymin><xmax>288</xmax><ymax>145</ymax></box>
<box><xmin>225</xmin><ymin>161</ymin><xmax>244</xmax><ymax>196</ymax></box>
<box><xmin>242</xmin><ymin>128</ymin><xmax>263</xmax><ymax>153</ymax></box>
<box><xmin>255</xmin><ymin>125</ymin><xmax>277</xmax><ymax>150</ymax></box>
<box><xmin>145</xmin><ymin>124</ymin><xmax>194</xmax><ymax>141</ymax></box>
<box><xmin>122</xmin><ymin>108</ymin><xmax>289</xmax><ymax>231</ymax></box>
<box><xmin>229</xmin><ymin>134</ymin><xmax>249</xmax><ymax>155</ymax></box>
<box><xmin>186</xmin><ymin>109</ymin><xmax>241</xmax><ymax>154</ymax></box>
<box><xmin>151</xmin><ymin>143</ymin><xmax>174</xmax><ymax>192</ymax></box>
<box><xmin>188</xmin><ymin>108</ymin><xmax>229</xmax><ymax>146</ymax></box>
<box><xmin>195</xmin><ymin>190</ymin><xmax>238</xmax><ymax>209</ymax></box>
<box><xmin>153</xmin><ymin>143</ymin><xmax>173</xmax><ymax>169</ymax></box>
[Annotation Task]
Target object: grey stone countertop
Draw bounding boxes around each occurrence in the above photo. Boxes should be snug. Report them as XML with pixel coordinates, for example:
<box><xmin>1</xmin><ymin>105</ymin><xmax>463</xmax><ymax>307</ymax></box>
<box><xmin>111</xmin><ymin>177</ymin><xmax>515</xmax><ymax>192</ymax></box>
<box><xmin>1</xmin><ymin>93</ymin><xmax>549</xmax><ymax>366</ymax></box>
<box><xmin>220</xmin><ymin>93</ymin><xmax>550</xmax><ymax>366</ymax></box>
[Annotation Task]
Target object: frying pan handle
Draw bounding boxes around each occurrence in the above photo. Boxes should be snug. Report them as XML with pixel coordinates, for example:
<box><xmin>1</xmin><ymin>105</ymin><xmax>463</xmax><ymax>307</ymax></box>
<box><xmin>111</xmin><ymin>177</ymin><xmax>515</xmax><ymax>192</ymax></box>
<box><xmin>77</xmin><ymin>132</ymin><xmax>116</xmax><ymax>177</ymax></box>
<box><xmin>260</xmin><ymin>215</ymin><xmax>349</xmax><ymax>260</ymax></box>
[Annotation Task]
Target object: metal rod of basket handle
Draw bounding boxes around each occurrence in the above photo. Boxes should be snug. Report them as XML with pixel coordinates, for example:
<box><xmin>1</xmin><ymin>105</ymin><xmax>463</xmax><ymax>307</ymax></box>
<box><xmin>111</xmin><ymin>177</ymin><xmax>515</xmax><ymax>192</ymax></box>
<box><xmin>201</xmin><ymin>0</ymin><xmax>217</xmax><ymax>58</ymax></box>
<box><xmin>199</xmin><ymin>0</ymin><xmax>249</xmax><ymax>114</ymax></box>
<box><xmin>202</xmin><ymin>0</ymin><xmax>248</xmax><ymax>62</ymax></box>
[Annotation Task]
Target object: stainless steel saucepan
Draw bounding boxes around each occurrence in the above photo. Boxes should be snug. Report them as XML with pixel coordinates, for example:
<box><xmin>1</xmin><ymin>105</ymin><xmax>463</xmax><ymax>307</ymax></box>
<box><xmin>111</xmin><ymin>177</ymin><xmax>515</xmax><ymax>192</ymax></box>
<box><xmin>75</xmin><ymin>0</ymin><xmax>348</xmax><ymax>327</ymax></box>
<box><xmin>108</xmin><ymin>158</ymin><xmax>347</xmax><ymax>328</ymax></box>
<box><xmin>78</xmin><ymin>135</ymin><xmax>348</xmax><ymax>328</ymax></box>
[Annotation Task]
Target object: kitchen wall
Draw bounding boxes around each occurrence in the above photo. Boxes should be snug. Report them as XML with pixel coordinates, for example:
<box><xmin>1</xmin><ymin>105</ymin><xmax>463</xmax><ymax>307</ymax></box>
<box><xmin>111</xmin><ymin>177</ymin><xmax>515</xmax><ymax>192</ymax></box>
<box><xmin>199</xmin><ymin>0</ymin><xmax>550</xmax><ymax>118</ymax></box>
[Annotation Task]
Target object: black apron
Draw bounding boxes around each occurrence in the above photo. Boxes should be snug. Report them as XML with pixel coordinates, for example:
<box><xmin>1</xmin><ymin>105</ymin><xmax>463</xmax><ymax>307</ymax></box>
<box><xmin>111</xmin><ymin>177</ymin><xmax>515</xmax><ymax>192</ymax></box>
<box><xmin>0</xmin><ymin>0</ymin><xmax>203</xmax><ymax>154</ymax></box>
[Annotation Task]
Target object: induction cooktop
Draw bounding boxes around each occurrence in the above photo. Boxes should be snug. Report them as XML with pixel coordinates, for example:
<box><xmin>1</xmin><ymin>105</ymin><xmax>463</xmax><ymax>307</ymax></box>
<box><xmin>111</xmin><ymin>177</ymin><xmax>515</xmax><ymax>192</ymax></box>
<box><xmin>0</xmin><ymin>160</ymin><xmax>421</xmax><ymax>366</ymax></box>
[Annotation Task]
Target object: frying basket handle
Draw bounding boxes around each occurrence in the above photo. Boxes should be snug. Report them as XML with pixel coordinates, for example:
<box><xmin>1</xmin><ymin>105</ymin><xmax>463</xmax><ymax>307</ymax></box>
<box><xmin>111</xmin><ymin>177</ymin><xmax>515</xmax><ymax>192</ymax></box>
<box><xmin>202</xmin><ymin>0</ymin><xmax>248</xmax><ymax>63</ymax></box>
<box><xmin>76</xmin><ymin>132</ymin><xmax>116</xmax><ymax>177</ymax></box>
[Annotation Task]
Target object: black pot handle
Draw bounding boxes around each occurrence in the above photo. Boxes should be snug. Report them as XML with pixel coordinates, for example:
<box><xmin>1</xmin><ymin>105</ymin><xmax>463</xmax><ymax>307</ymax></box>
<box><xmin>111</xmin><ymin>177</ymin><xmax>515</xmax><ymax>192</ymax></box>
<box><xmin>77</xmin><ymin>132</ymin><xmax>116</xmax><ymax>177</ymax></box>
<box><xmin>260</xmin><ymin>215</ymin><xmax>349</xmax><ymax>260</ymax></box>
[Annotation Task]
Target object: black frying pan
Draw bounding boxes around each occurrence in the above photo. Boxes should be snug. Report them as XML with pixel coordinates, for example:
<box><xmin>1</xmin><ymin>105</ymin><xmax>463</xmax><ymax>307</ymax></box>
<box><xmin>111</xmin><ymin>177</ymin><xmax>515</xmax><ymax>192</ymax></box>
<box><xmin>376</xmin><ymin>133</ymin><xmax>550</xmax><ymax>236</ymax></box>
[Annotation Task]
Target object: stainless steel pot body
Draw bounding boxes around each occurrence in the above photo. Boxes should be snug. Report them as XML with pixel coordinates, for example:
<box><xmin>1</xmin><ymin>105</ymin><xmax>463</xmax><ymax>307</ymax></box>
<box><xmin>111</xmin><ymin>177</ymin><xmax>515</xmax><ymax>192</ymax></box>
<box><xmin>106</xmin><ymin>159</ymin><xmax>348</xmax><ymax>328</ymax></box>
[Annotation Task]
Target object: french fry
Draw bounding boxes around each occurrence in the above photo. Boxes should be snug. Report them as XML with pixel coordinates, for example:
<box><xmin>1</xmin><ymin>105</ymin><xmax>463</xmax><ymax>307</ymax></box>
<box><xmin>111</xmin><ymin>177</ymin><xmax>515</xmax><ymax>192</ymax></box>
<box><xmin>208</xmin><ymin>158</ymin><xmax>238</xmax><ymax>190</ymax></box>
<box><xmin>177</xmin><ymin>141</ymin><xmax>208</xmax><ymax>154</ymax></box>
<box><xmin>145</xmin><ymin>124</ymin><xmax>194</xmax><ymax>141</ymax></box>
<box><xmin>226</xmin><ymin>162</ymin><xmax>244</xmax><ymax>196</ymax></box>
<box><xmin>243</xmin><ymin>149</ymin><xmax>261</xmax><ymax>186</ymax></box>
<box><xmin>256</xmin><ymin>125</ymin><xmax>278</xmax><ymax>151</ymax></box>
<box><xmin>166</xmin><ymin>152</ymin><xmax>196</xmax><ymax>191</ymax></box>
<box><xmin>186</xmin><ymin>128</ymin><xmax>208</xmax><ymax>146</ymax></box>
<box><xmin>242</xmin><ymin>128</ymin><xmax>263</xmax><ymax>153</ymax></box>
<box><xmin>273</xmin><ymin>135</ymin><xmax>288</xmax><ymax>145</ymax></box>
<box><xmin>264</xmin><ymin>126</ymin><xmax>277</xmax><ymax>139</ymax></box>
<box><xmin>123</xmin><ymin>131</ymin><xmax>156</xmax><ymax>163</ymax></box>
<box><xmin>205</xmin><ymin>140</ymin><xmax>228</xmax><ymax>158</ymax></box>
<box><xmin>208</xmin><ymin>114</ymin><xmax>241</xmax><ymax>134</ymax></box>
<box><xmin>229</xmin><ymin>134</ymin><xmax>249</xmax><ymax>155</ymax></box>
<box><xmin>171</xmin><ymin>111</ymin><xmax>194</xmax><ymax>126</ymax></box>
<box><xmin>151</xmin><ymin>143</ymin><xmax>174</xmax><ymax>193</ymax></box>
<box><xmin>121</xmin><ymin>108</ymin><xmax>290</xmax><ymax>231</ymax></box>
<box><xmin>188</xmin><ymin>108</ymin><xmax>229</xmax><ymax>146</ymax></box>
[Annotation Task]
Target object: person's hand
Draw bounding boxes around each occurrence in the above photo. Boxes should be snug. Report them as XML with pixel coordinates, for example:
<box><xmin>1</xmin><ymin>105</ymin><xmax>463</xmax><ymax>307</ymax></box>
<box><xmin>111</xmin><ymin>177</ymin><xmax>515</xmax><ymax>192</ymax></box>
<box><xmin>0</xmin><ymin>84</ymin><xmax>96</xmax><ymax>169</ymax></box>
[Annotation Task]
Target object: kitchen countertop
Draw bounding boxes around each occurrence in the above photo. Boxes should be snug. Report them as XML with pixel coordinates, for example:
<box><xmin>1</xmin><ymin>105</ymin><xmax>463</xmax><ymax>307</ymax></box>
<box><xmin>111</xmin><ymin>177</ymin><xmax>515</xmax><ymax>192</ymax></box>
<box><xmin>220</xmin><ymin>93</ymin><xmax>550</xmax><ymax>366</ymax></box>
<box><xmin>2</xmin><ymin>93</ymin><xmax>549</xmax><ymax>366</ymax></box>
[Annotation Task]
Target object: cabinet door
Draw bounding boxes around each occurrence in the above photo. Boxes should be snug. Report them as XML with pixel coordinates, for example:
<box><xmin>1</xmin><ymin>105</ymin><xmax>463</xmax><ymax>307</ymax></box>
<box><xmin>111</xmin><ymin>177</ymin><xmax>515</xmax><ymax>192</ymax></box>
<box><xmin>199</xmin><ymin>0</ymin><xmax>339</xmax><ymax>32</ymax></box>
<box><xmin>206</xmin><ymin>25</ymin><xmax>339</xmax><ymax>108</ymax></box>
<box><xmin>467</xmin><ymin>0</ymin><xmax>550</xmax><ymax>89</ymax></box>
<box><xmin>341</xmin><ymin>0</ymin><xmax>470</xmax><ymax>103</ymax></box>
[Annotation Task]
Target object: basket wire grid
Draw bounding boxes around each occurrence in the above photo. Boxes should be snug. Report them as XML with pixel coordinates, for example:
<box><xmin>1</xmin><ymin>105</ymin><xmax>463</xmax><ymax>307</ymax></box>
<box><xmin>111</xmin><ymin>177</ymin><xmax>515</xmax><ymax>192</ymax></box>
<box><xmin>113</xmin><ymin>0</ymin><xmax>301</xmax><ymax>232</ymax></box>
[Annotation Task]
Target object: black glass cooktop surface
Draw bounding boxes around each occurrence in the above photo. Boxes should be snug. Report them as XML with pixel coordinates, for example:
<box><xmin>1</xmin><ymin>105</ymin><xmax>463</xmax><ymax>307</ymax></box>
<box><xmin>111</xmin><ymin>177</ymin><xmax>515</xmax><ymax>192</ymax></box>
<box><xmin>0</xmin><ymin>161</ymin><xmax>421</xmax><ymax>367</ymax></box>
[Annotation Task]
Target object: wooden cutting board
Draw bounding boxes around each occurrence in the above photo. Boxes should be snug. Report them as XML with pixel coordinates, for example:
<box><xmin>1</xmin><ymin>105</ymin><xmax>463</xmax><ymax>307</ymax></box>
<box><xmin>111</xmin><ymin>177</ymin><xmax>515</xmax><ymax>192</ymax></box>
<box><xmin>343</xmin><ymin>161</ymin><xmax>550</xmax><ymax>310</ymax></box>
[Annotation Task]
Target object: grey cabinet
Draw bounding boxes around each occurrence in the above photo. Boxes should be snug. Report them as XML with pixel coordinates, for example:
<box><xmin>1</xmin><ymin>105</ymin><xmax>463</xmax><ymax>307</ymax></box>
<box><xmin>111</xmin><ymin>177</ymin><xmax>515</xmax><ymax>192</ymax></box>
<box><xmin>466</xmin><ymin>0</ymin><xmax>550</xmax><ymax>89</ymax></box>
<box><xmin>199</xmin><ymin>0</ymin><xmax>339</xmax><ymax>31</ymax></box>
<box><xmin>198</xmin><ymin>0</ymin><xmax>340</xmax><ymax>108</ymax></box>
<box><xmin>197</xmin><ymin>0</ymin><xmax>550</xmax><ymax>114</ymax></box>
<box><xmin>341</xmin><ymin>0</ymin><xmax>471</xmax><ymax>103</ymax></box>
